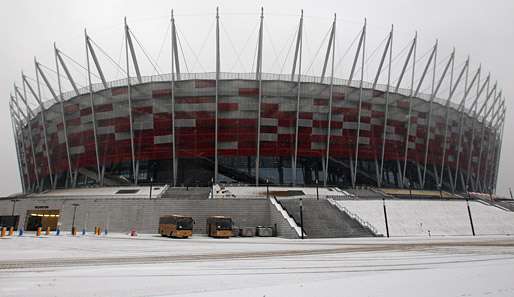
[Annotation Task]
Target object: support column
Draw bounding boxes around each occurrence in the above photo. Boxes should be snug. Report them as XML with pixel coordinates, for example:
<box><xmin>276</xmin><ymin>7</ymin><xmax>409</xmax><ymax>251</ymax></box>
<box><xmin>439</xmin><ymin>57</ymin><xmax>468</xmax><ymax>190</ymax></box>
<box><xmin>465</xmin><ymin>76</ymin><xmax>492</xmax><ymax>191</ymax></box>
<box><xmin>474</xmin><ymin>89</ymin><xmax>500</xmax><ymax>191</ymax></box>
<box><xmin>323</xmin><ymin>14</ymin><xmax>336</xmax><ymax>186</ymax></box>
<box><xmin>24</xmin><ymin>69</ymin><xmax>54</xmax><ymax>188</ymax></box>
<box><xmin>352</xmin><ymin>19</ymin><xmax>366</xmax><ymax>188</ymax></box>
<box><xmin>85</xmin><ymin>29</ymin><xmax>103</xmax><ymax>185</ymax></box>
<box><xmin>377</xmin><ymin>26</ymin><xmax>393</xmax><ymax>187</ymax></box>
<box><xmin>452</xmin><ymin>67</ymin><xmax>481</xmax><ymax>192</ymax></box>
<box><xmin>400</xmin><ymin>35</ymin><xmax>419</xmax><ymax>187</ymax></box>
<box><xmin>255</xmin><ymin>7</ymin><xmax>264</xmax><ymax>185</ymax></box>
<box><xmin>170</xmin><ymin>10</ymin><xmax>178</xmax><ymax>186</ymax></box>
<box><xmin>483</xmin><ymin>100</ymin><xmax>504</xmax><ymax>192</ymax></box>
<box><xmin>54</xmin><ymin>44</ymin><xmax>75</xmax><ymax>185</ymax></box>
<box><xmin>214</xmin><ymin>7</ymin><xmax>220</xmax><ymax>183</ymax></box>
<box><xmin>124</xmin><ymin>19</ymin><xmax>138</xmax><ymax>184</ymax></box>
<box><xmin>13</xmin><ymin>90</ymin><xmax>40</xmax><ymax>190</ymax></box>
<box><xmin>9</xmin><ymin>107</ymin><xmax>28</xmax><ymax>193</ymax></box>
<box><xmin>491</xmin><ymin>109</ymin><xmax>505</xmax><ymax>193</ymax></box>
<box><xmin>292</xmin><ymin>10</ymin><xmax>303</xmax><ymax>186</ymax></box>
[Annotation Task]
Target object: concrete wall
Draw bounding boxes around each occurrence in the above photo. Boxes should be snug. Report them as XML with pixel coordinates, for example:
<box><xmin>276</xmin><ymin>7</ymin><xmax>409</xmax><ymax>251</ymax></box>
<box><xmin>0</xmin><ymin>198</ymin><xmax>271</xmax><ymax>235</ymax></box>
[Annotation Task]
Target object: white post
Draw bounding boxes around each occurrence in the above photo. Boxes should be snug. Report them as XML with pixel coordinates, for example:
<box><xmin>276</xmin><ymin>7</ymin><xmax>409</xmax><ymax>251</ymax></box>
<box><xmin>292</xmin><ymin>10</ymin><xmax>303</xmax><ymax>186</ymax></box>
<box><xmin>324</xmin><ymin>14</ymin><xmax>336</xmax><ymax>186</ymax></box>
<box><xmin>124</xmin><ymin>19</ymin><xmax>137</xmax><ymax>184</ymax></box>
<box><xmin>378</xmin><ymin>26</ymin><xmax>393</xmax><ymax>187</ymax></box>
<box><xmin>54</xmin><ymin>44</ymin><xmax>75</xmax><ymax>186</ymax></box>
<box><xmin>170</xmin><ymin>10</ymin><xmax>178</xmax><ymax>186</ymax></box>
<box><xmin>255</xmin><ymin>7</ymin><xmax>264</xmax><ymax>185</ymax></box>
<box><xmin>28</xmin><ymin>67</ymin><xmax>54</xmax><ymax>188</ymax></box>
<box><xmin>352</xmin><ymin>19</ymin><xmax>366</xmax><ymax>188</ymax></box>
<box><xmin>85</xmin><ymin>29</ymin><xmax>103</xmax><ymax>186</ymax></box>
<box><xmin>215</xmin><ymin>7</ymin><xmax>220</xmax><ymax>183</ymax></box>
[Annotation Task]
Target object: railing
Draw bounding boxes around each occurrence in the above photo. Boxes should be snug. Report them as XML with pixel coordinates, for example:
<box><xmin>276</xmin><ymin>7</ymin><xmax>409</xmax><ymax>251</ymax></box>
<box><xmin>271</xmin><ymin>197</ymin><xmax>304</xmax><ymax>238</ymax></box>
<box><xmin>328</xmin><ymin>198</ymin><xmax>380</xmax><ymax>236</ymax></box>
<box><xmin>18</xmin><ymin>71</ymin><xmax>491</xmax><ymax>127</ymax></box>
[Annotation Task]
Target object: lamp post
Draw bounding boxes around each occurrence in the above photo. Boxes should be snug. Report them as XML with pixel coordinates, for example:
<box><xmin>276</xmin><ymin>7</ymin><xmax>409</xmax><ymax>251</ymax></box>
<box><xmin>299</xmin><ymin>198</ymin><xmax>304</xmax><ymax>240</ymax></box>
<box><xmin>149</xmin><ymin>177</ymin><xmax>154</xmax><ymax>199</ymax></box>
<box><xmin>211</xmin><ymin>178</ymin><xmax>214</xmax><ymax>199</ymax></box>
<box><xmin>382</xmin><ymin>197</ymin><xmax>390</xmax><ymax>238</ymax></box>
<box><xmin>266</xmin><ymin>178</ymin><xmax>269</xmax><ymax>199</ymax></box>
<box><xmin>465</xmin><ymin>187</ymin><xmax>475</xmax><ymax>236</ymax></box>
<box><xmin>405</xmin><ymin>180</ymin><xmax>412</xmax><ymax>199</ymax></box>
<box><xmin>437</xmin><ymin>183</ymin><xmax>443</xmax><ymax>199</ymax></box>
<box><xmin>71</xmin><ymin>203</ymin><xmax>79</xmax><ymax>235</ymax></box>
<box><xmin>509</xmin><ymin>187</ymin><xmax>513</xmax><ymax>200</ymax></box>
<box><xmin>315</xmin><ymin>179</ymin><xmax>319</xmax><ymax>200</ymax></box>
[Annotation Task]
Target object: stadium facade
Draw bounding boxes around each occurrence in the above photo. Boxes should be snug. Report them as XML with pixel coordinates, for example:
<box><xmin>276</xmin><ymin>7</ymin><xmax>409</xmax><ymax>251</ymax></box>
<box><xmin>9</xmin><ymin>10</ymin><xmax>506</xmax><ymax>194</ymax></box>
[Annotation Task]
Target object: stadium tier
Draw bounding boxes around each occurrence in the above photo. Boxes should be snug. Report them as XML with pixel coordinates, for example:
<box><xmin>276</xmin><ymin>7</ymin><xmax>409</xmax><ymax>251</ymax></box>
<box><xmin>9</xmin><ymin>11</ymin><xmax>506</xmax><ymax>194</ymax></box>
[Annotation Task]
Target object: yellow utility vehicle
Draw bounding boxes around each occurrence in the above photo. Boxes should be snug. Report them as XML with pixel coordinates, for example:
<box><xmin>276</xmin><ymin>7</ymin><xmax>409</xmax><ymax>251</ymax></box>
<box><xmin>206</xmin><ymin>216</ymin><xmax>233</xmax><ymax>238</ymax></box>
<box><xmin>159</xmin><ymin>215</ymin><xmax>194</xmax><ymax>238</ymax></box>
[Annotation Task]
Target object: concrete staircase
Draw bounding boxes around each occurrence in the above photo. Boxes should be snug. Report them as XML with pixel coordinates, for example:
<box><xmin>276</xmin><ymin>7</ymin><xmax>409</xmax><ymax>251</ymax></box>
<box><xmin>278</xmin><ymin>198</ymin><xmax>376</xmax><ymax>238</ymax></box>
<box><xmin>161</xmin><ymin>187</ymin><xmax>211</xmax><ymax>200</ymax></box>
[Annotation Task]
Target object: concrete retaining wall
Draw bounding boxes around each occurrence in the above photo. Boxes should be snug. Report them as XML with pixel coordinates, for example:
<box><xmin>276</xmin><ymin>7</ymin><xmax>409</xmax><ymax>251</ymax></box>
<box><xmin>0</xmin><ymin>197</ymin><xmax>271</xmax><ymax>235</ymax></box>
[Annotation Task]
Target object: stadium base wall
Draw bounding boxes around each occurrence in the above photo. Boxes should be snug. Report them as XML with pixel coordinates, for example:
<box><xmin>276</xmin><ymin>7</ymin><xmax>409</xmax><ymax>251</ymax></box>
<box><xmin>0</xmin><ymin>198</ymin><xmax>271</xmax><ymax>235</ymax></box>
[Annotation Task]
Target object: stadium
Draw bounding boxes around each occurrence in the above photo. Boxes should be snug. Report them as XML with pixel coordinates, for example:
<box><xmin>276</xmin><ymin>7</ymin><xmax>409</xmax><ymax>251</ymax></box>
<box><xmin>1</xmin><ymin>9</ymin><xmax>512</xmax><ymax>239</ymax></box>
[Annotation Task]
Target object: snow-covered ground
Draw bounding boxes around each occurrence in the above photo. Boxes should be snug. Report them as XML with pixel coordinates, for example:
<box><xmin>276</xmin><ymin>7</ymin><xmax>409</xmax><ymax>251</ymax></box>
<box><xmin>334</xmin><ymin>199</ymin><xmax>514</xmax><ymax>236</ymax></box>
<box><xmin>213</xmin><ymin>185</ymin><xmax>352</xmax><ymax>199</ymax></box>
<box><xmin>1</xmin><ymin>233</ymin><xmax>514</xmax><ymax>296</ymax></box>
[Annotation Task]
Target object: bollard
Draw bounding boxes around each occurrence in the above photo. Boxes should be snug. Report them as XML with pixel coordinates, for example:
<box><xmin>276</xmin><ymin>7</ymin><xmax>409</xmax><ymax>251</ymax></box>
<box><xmin>46</xmin><ymin>227</ymin><xmax>50</xmax><ymax>235</ymax></box>
<box><xmin>18</xmin><ymin>228</ymin><xmax>23</xmax><ymax>236</ymax></box>
<box><xmin>56</xmin><ymin>228</ymin><xmax>60</xmax><ymax>236</ymax></box>
<box><xmin>37</xmin><ymin>227</ymin><xmax>42</xmax><ymax>237</ymax></box>
<box><xmin>1</xmin><ymin>227</ymin><xmax>6</xmax><ymax>237</ymax></box>
<box><xmin>9</xmin><ymin>227</ymin><xmax>14</xmax><ymax>236</ymax></box>
<box><xmin>71</xmin><ymin>226</ymin><xmax>77</xmax><ymax>236</ymax></box>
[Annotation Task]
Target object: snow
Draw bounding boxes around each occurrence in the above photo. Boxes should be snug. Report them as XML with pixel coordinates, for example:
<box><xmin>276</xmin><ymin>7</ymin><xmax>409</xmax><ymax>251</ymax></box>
<box><xmin>25</xmin><ymin>185</ymin><xmax>169</xmax><ymax>199</ymax></box>
<box><xmin>1</xmin><ymin>234</ymin><xmax>514</xmax><ymax>296</ymax></box>
<box><xmin>334</xmin><ymin>199</ymin><xmax>514</xmax><ymax>237</ymax></box>
<box><xmin>213</xmin><ymin>185</ymin><xmax>351</xmax><ymax>199</ymax></box>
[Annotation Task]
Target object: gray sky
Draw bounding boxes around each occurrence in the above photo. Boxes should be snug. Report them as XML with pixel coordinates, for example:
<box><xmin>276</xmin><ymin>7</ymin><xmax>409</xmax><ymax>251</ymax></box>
<box><xmin>1</xmin><ymin>0</ymin><xmax>512</xmax><ymax>196</ymax></box>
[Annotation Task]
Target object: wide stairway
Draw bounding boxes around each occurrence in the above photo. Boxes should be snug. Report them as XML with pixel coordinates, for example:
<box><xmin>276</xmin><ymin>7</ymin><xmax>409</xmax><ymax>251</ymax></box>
<box><xmin>161</xmin><ymin>187</ymin><xmax>211</xmax><ymax>200</ymax></box>
<box><xmin>278</xmin><ymin>198</ymin><xmax>376</xmax><ymax>238</ymax></box>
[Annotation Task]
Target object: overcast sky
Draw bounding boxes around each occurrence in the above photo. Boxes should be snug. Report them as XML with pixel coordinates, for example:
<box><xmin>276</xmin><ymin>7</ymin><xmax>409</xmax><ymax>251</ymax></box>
<box><xmin>1</xmin><ymin>0</ymin><xmax>512</xmax><ymax>196</ymax></box>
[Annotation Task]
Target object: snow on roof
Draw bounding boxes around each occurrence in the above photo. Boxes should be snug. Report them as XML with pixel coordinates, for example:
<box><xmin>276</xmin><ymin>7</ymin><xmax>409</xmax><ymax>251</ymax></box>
<box><xmin>25</xmin><ymin>185</ymin><xmax>169</xmax><ymax>199</ymax></box>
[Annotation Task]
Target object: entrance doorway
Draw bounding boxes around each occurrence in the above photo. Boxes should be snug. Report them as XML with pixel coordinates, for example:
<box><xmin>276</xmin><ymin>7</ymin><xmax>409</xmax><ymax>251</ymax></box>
<box><xmin>25</xmin><ymin>210</ymin><xmax>60</xmax><ymax>231</ymax></box>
